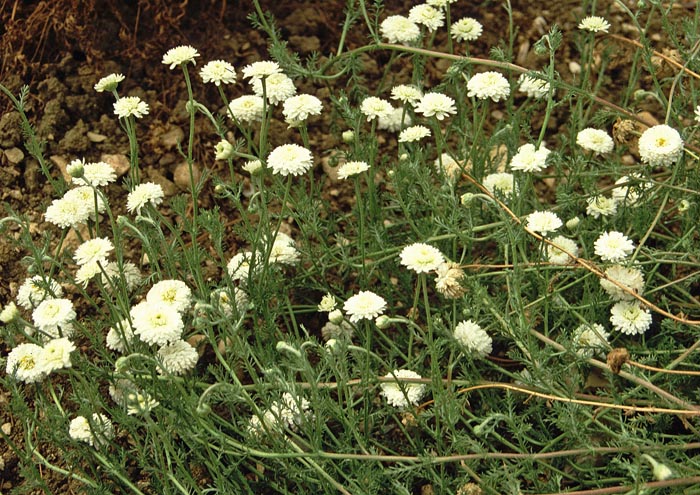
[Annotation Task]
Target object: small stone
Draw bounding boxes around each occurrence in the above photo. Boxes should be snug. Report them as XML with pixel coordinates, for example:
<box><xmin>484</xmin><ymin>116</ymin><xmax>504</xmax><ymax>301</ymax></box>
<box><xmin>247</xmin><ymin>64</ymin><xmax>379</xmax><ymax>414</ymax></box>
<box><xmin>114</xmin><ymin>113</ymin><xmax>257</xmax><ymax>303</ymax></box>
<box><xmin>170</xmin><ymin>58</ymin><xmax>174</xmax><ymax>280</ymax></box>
<box><xmin>148</xmin><ymin>169</ymin><xmax>178</xmax><ymax>196</ymax></box>
<box><xmin>4</xmin><ymin>147</ymin><xmax>24</xmax><ymax>164</ymax></box>
<box><xmin>1</xmin><ymin>422</ymin><xmax>11</xmax><ymax>435</ymax></box>
<box><xmin>159</xmin><ymin>127</ymin><xmax>185</xmax><ymax>149</ymax></box>
<box><xmin>101</xmin><ymin>153</ymin><xmax>130</xmax><ymax>177</ymax></box>
<box><xmin>87</xmin><ymin>131</ymin><xmax>107</xmax><ymax>142</ymax></box>
<box><xmin>173</xmin><ymin>162</ymin><xmax>201</xmax><ymax>190</ymax></box>
<box><xmin>49</xmin><ymin>155</ymin><xmax>71</xmax><ymax>181</ymax></box>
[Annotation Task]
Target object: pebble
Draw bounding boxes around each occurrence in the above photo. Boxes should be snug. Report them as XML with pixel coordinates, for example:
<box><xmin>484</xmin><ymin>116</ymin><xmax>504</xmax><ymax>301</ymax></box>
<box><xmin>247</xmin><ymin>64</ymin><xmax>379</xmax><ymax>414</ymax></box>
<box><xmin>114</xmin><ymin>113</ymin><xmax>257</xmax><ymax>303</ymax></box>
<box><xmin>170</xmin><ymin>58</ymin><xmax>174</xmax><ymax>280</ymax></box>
<box><xmin>173</xmin><ymin>162</ymin><xmax>201</xmax><ymax>190</ymax></box>
<box><xmin>49</xmin><ymin>155</ymin><xmax>71</xmax><ymax>181</ymax></box>
<box><xmin>1</xmin><ymin>422</ymin><xmax>11</xmax><ymax>435</ymax></box>
<box><xmin>159</xmin><ymin>127</ymin><xmax>185</xmax><ymax>149</ymax></box>
<box><xmin>4</xmin><ymin>147</ymin><xmax>24</xmax><ymax>164</ymax></box>
<box><xmin>101</xmin><ymin>153</ymin><xmax>130</xmax><ymax>177</ymax></box>
<box><xmin>87</xmin><ymin>131</ymin><xmax>107</xmax><ymax>142</ymax></box>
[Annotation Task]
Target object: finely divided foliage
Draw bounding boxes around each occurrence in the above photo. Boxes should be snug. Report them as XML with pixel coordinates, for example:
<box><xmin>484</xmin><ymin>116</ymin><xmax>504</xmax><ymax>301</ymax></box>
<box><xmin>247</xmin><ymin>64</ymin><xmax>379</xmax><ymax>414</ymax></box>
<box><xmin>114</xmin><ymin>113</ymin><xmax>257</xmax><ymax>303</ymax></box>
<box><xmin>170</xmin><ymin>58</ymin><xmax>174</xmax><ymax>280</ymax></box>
<box><xmin>2</xmin><ymin>1</ymin><xmax>699</xmax><ymax>494</ymax></box>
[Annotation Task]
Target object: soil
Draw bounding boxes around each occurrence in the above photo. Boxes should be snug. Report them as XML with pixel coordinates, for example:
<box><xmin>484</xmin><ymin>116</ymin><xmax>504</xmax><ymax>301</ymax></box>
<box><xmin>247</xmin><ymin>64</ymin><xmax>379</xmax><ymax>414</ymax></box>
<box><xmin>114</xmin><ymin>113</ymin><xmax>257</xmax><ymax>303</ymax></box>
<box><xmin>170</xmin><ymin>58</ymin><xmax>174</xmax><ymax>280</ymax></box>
<box><xmin>0</xmin><ymin>0</ymin><xmax>690</xmax><ymax>493</ymax></box>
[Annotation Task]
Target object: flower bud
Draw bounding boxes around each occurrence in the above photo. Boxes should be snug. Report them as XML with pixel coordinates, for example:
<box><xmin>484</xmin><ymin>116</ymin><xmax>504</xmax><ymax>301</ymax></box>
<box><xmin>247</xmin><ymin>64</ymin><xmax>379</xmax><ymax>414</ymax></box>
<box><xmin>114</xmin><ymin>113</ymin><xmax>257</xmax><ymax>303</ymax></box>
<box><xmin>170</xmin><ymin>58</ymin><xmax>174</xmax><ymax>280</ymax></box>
<box><xmin>242</xmin><ymin>159</ymin><xmax>263</xmax><ymax>175</ymax></box>
<box><xmin>566</xmin><ymin>216</ymin><xmax>580</xmax><ymax>230</ymax></box>
<box><xmin>342</xmin><ymin>130</ymin><xmax>354</xmax><ymax>143</ymax></box>
<box><xmin>679</xmin><ymin>199</ymin><xmax>691</xmax><ymax>212</ymax></box>
<box><xmin>275</xmin><ymin>341</ymin><xmax>302</xmax><ymax>358</ymax></box>
<box><xmin>375</xmin><ymin>315</ymin><xmax>391</xmax><ymax>329</ymax></box>
<box><xmin>214</xmin><ymin>139</ymin><xmax>234</xmax><ymax>160</ymax></box>
<box><xmin>460</xmin><ymin>193</ymin><xmax>476</xmax><ymax>206</ymax></box>
<box><xmin>66</xmin><ymin>159</ymin><xmax>85</xmax><ymax>179</ymax></box>
<box><xmin>0</xmin><ymin>302</ymin><xmax>18</xmax><ymax>323</ymax></box>
<box><xmin>328</xmin><ymin>309</ymin><xmax>344</xmax><ymax>325</ymax></box>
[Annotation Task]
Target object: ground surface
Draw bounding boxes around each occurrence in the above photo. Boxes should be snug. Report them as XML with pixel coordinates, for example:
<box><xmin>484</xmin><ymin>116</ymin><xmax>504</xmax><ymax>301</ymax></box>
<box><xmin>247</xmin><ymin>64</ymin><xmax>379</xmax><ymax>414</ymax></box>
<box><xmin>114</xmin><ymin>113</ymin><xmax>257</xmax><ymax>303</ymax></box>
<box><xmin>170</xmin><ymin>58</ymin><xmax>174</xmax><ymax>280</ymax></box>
<box><xmin>0</xmin><ymin>0</ymin><xmax>687</xmax><ymax>492</ymax></box>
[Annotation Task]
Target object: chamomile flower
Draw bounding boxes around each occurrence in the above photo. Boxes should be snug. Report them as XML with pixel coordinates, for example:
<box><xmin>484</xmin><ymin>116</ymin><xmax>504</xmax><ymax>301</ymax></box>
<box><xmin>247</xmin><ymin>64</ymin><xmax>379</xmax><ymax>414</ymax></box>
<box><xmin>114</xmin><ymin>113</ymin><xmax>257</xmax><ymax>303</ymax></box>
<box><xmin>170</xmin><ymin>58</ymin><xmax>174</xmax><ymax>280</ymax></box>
<box><xmin>360</xmin><ymin>96</ymin><xmax>394</xmax><ymax>121</ymax></box>
<box><xmin>638</xmin><ymin>124</ymin><xmax>683</xmax><ymax>167</ymax></box>
<box><xmin>0</xmin><ymin>302</ymin><xmax>18</xmax><ymax>323</ymax></box>
<box><xmin>6</xmin><ymin>343</ymin><xmax>45</xmax><ymax>383</ymax></box>
<box><xmin>610</xmin><ymin>301</ymin><xmax>652</xmax><ymax>335</ymax></box>
<box><xmin>435</xmin><ymin>262</ymin><xmax>467</xmax><ymax>299</ymax></box>
<box><xmin>318</xmin><ymin>294</ymin><xmax>337</xmax><ymax>312</ymax></box>
<box><xmin>94</xmin><ymin>73</ymin><xmax>125</xmax><ymax>92</ymax></box>
<box><xmin>399</xmin><ymin>243</ymin><xmax>445</xmax><ymax>273</ymax></box>
<box><xmin>454</xmin><ymin>320</ymin><xmax>492</xmax><ymax>356</ymax></box>
<box><xmin>126</xmin><ymin>182</ymin><xmax>164</xmax><ymax>214</ymax></box>
<box><xmin>162</xmin><ymin>45</ymin><xmax>199</xmax><ymax>69</ymax></box>
<box><xmin>40</xmin><ymin>337</ymin><xmax>76</xmax><ymax>374</ymax></box>
<box><xmin>130</xmin><ymin>301</ymin><xmax>184</xmax><ymax>346</ymax></box>
<box><xmin>525</xmin><ymin>211</ymin><xmax>562</xmax><ymax>235</ymax></box>
<box><xmin>16</xmin><ymin>275</ymin><xmax>63</xmax><ymax>310</ymax></box>
<box><xmin>612</xmin><ymin>174</ymin><xmax>646</xmax><ymax>207</ymax></box>
<box><xmin>282</xmin><ymin>94</ymin><xmax>323</xmax><ymax>124</ymax></box>
<box><xmin>252</xmin><ymin>72</ymin><xmax>297</xmax><ymax>105</ymax></box>
<box><xmin>586</xmin><ymin>195</ymin><xmax>618</xmax><ymax>218</ymax></box>
<box><xmin>227</xmin><ymin>252</ymin><xmax>253</xmax><ymax>282</ymax></box>
<box><xmin>343</xmin><ymin>291</ymin><xmax>387</xmax><ymax>323</ymax></box>
<box><xmin>434</xmin><ymin>153</ymin><xmax>461</xmax><ymax>180</ymax></box>
<box><xmin>71</xmin><ymin>161</ymin><xmax>117</xmax><ymax>187</ymax></box>
<box><xmin>695</xmin><ymin>105</ymin><xmax>700</xmax><ymax>123</ymax></box>
<box><xmin>214</xmin><ymin>139</ymin><xmax>234</xmax><ymax>160</ymax></box>
<box><xmin>268</xmin><ymin>232</ymin><xmax>300</xmax><ymax>265</ymax></box>
<box><xmin>600</xmin><ymin>265</ymin><xmax>645</xmax><ymax>301</ymax></box>
<box><xmin>483</xmin><ymin>172</ymin><xmax>517</xmax><ymax>199</ymax></box>
<box><xmin>577</xmin><ymin>128</ymin><xmax>614</xmax><ymax>155</ymax></box>
<box><xmin>467</xmin><ymin>72</ymin><xmax>511</xmax><ymax>102</ymax></box>
<box><xmin>156</xmin><ymin>340</ymin><xmax>199</xmax><ymax>375</ymax></box>
<box><xmin>147</xmin><ymin>279</ymin><xmax>192</xmax><ymax>314</ymax></box>
<box><xmin>74</xmin><ymin>237</ymin><xmax>113</xmax><ymax>266</ymax></box>
<box><xmin>113</xmin><ymin>96</ymin><xmax>149</xmax><ymax>119</ymax></box>
<box><xmin>415</xmin><ymin>92</ymin><xmax>457</xmax><ymax>120</ymax></box>
<box><xmin>242</xmin><ymin>160</ymin><xmax>263</xmax><ymax>175</ymax></box>
<box><xmin>408</xmin><ymin>4</ymin><xmax>444</xmax><ymax>31</ymax></box>
<box><xmin>380</xmin><ymin>369</ymin><xmax>426</xmax><ymax>408</ymax></box>
<box><xmin>337</xmin><ymin>161</ymin><xmax>370</xmax><ymax>179</ymax></box>
<box><xmin>45</xmin><ymin>190</ymin><xmax>97</xmax><ymax>229</ymax></box>
<box><xmin>267</xmin><ymin>143</ymin><xmax>313</xmax><ymax>176</ymax></box>
<box><xmin>380</xmin><ymin>15</ymin><xmax>421</xmax><ymax>44</ymax></box>
<box><xmin>227</xmin><ymin>95</ymin><xmax>265</xmax><ymax>123</ymax></box>
<box><xmin>451</xmin><ymin>17</ymin><xmax>483</xmax><ymax>42</ymax></box>
<box><xmin>32</xmin><ymin>298</ymin><xmax>76</xmax><ymax>337</ymax></box>
<box><xmin>69</xmin><ymin>414</ymin><xmax>114</xmax><ymax>447</ymax></box>
<box><xmin>399</xmin><ymin>125</ymin><xmax>431</xmax><ymax>143</ymax></box>
<box><xmin>547</xmin><ymin>235</ymin><xmax>579</xmax><ymax>264</ymax></box>
<box><xmin>242</xmin><ymin>60</ymin><xmax>281</xmax><ymax>81</ymax></box>
<box><xmin>75</xmin><ymin>262</ymin><xmax>102</xmax><ymax>288</ymax></box>
<box><xmin>64</xmin><ymin>186</ymin><xmax>106</xmax><ymax>217</ymax></box>
<box><xmin>594</xmin><ymin>231</ymin><xmax>635</xmax><ymax>262</ymax></box>
<box><xmin>391</xmin><ymin>85</ymin><xmax>423</xmax><ymax>105</ymax></box>
<box><xmin>578</xmin><ymin>16</ymin><xmax>611</xmax><ymax>33</ymax></box>
<box><xmin>518</xmin><ymin>74</ymin><xmax>550</xmax><ymax>99</ymax></box>
<box><xmin>572</xmin><ymin>323</ymin><xmax>610</xmax><ymax>357</ymax></box>
<box><xmin>377</xmin><ymin>106</ymin><xmax>407</xmax><ymax>132</ymax></box>
<box><xmin>509</xmin><ymin>143</ymin><xmax>551</xmax><ymax>172</ymax></box>
<box><xmin>199</xmin><ymin>60</ymin><xmax>236</xmax><ymax>86</ymax></box>
<box><xmin>106</xmin><ymin>319</ymin><xmax>135</xmax><ymax>353</ymax></box>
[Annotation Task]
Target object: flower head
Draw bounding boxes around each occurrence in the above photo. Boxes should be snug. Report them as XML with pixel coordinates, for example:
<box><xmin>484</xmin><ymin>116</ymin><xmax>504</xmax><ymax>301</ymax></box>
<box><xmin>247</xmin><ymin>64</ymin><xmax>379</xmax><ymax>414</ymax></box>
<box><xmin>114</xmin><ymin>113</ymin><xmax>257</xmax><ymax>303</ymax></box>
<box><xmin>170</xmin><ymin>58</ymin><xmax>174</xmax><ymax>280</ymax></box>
<box><xmin>0</xmin><ymin>302</ymin><xmax>18</xmax><ymax>323</ymax></box>
<box><xmin>578</xmin><ymin>16</ymin><xmax>611</xmax><ymax>33</ymax></box>
<box><xmin>577</xmin><ymin>128</ymin><xmax>614</xmax><ymax>155</ymax></box>
<box><xmin>572</xmin><ymin>323</ymin><xmax>610</xmax><ymax>357</ymax></box>
<box><xmin>399</xmin><ymin>243</ymin><xmax>445</xmax><ymax>273</ymax></box>
<box><xmin>318</xmin><ymin>294</ymin><xmax>337</xmax><ymax>312</ymax></box>
<box><xmin>214</xmin><ymin>139</ymin><xmax>234</xmax><ymax>160</ymax></box>
<box><xmin>546</xmin><ymin>235</ymin><xmax>578</xmax><ymax>264</ymax></box>
<box><xmin>586</xmin><ymin>195</ymin><xmax>618</xmax><ymax>218</ymax></box>
<box><xmin>518</xmin><ymin>74</ymin><xmax>550</xmax><ymax>99</ymax></box>
<box><xmin>452</xmin><ymin>17</ymin><xmax>483</xmax><ymax>42</ymax></box>
<box><xmin>162</xmin><ymin>45</ymin><xmax>199</xmax><ymax>69</ymax></box>
<box><xmin>509</xmin><ymin>143</ymin><xmax>551</xmax><ymax>173</ymax></box>
<box><xmin>127</xmin><ymin>182</ymin><xmax>164</xmax><ymax>214</ymax></box>
<box><xmin>227</xmin><ymin>252</ymin><xmax>253</xmax><ymax>282</ymax></box>
<box><xmin>69</xmin><ymin>413</ymin><xmax>114</xmax><ymax>447</ymax></box>
<box><xmin>483</xmin><ymin>172</ymin><xmax>517</xmax><ymax>199</ymax></box>
<box><xmin>130</xmin><ymin>301</ymin><xmax>184</xmax><ymax>346</ymax></box>
<box><xmin>434</xmin><ymin>153</ymin><xmax>461</xmax><ymax>181</ymax></box>
<box><xmin>638</xmin><ymin>124</ymin><xmax>683</xmax><ymax>167</ymax></box>
<box><xmin>156</xmin><ymin>340</ymin><xmax>199</xmax><ymax>375</ymax></box>
<box><xmin>200</xmin><ymin>60</ymin><xmax>236</xmax><ymax>86</ymax></box>
<box><xmin>242</xmin><ymin>60</ymin><xmax>281</xmax><ymax>81</ymax></box>
<box><xmin>391</xmin><ymin>85</ymin><xmax>423</xmax><ymax>105</ymax></box>
<box><xmin>467</xmin><ymin>72</ymin><xmax>510</xmax><ymax>102</ymax></box>
<box><xmin>435</xmin><ymin>262</ymin><xmax>467</xmax><ymax>299</ymax></box>
<box><xmin>337</xmin><ymin>160</ymin><xmax>370</xmax><ymax>179</ymax></box>
<box><xmin>612</xmin><ymin>174</ymin><xmax>646</xmax><ymax>207</ymax></box>
<box><xmin>282</xmin><ymin>94</ymin><xmax>323</xmax><ymax>124</ymax></box>
<box><xmin>454</xmin><ymin>320</ymin><xmax>492</xmax><ymax>356</ymax></box>
<box><xmin>227</xmin><ymin>95</ymin><xmax>265</xmax><ymax>123</ymax></box>
<box><xmin>6</xmin><ymin>343</ymin><xmax>46</xmax><ymax>383</ymax></box>
<box><xmin>380</xmin><ymin>369</ymin><xmax>427</xmax><ymax>408</ymax></box>
<box><xmin>380</xmin><ymin>15</ymin><xmax>421</xmax><ymax>44</ymax></box>
<box><xmin>106</xmin><ymin>319</ymin><xmax>135</xmax><ymax>353</ymax></box>
<box><xmin>377</xmin><ymin>106</ymin><xmax>407</xmax><ymax>132</ymax></box>
<box><xmin>113</xmin><ymin>96</ymin><xmax>149</xmax><ymax>119</ymax></box>
<box><xmin>267</xmin><ymin>143</ymin><xmax>313</xmax><ymax>177</ymax></box>
<box><xmin>268</xmin><ymin>232</ymin><xmax>300</xmax><ymax>265</ymax></box>
<box><xmin>360</xmin><ymin>96</ymin><xmax>394</xmax><ymax>121</ymax></box>
<box><xmin>76</xmin><ymin>262</ymin><xmax>102</xmax><ymax>288</ymax></box>
<box><xmin>146</xmin><ymin>279</ymin><xmax>192</xmax><ymax>314</ymax></box>
<box><xmin>594</xmin><ymin>231</ymin><xmax>635</xmax><ymax>262</ymax></box>
<box><xmin>408</xmin><ymin>4</ymin><xmax>444</xmax><ymax>32</ymax></box>
<box><xmin>17</xmin><ymin>275</ymin><xmax>63</xmax><ymax>310</ymax></box>
<box><xmin>94</xmin><ymin>73</ymin><xmax>125</xmax><ymax>93</ymax></box>
<box><xmin>71</xmin><ymin>161</ymin><xmax>117</xmax><ymax>187</ymax></box>
<box><xmin>252</xmin><ymin>73</ymin><xmax>297</xmax><ymax>105</ymax></box>
<box><xmin>45</xmin><ymin>187</ymin><xmax>102</xmax><ymax>229</ymax></box>
<box><xmin>343</xmin><ymin>290</ymin><xmax>387</xmax><ymax>323</ymax></box>
<box><xmin>41</xmin><ymin>337</ymin><xmax>76</xmax><ymax>374</ymax></box>
<box><xmin>32</xmin><ymin>298</ymin><xmax>76</xmax><ymax>337</ymax></box>
<box><xmin>600</xmin><ymin>265</ymin><xmax>645</xmax><ymax>301</ymax></box>
<box><xmin>415</xmin><ymin>92</ymin><xmax>457</xmax><ymax>120</ymax></box>
<box><xmin>399</xmin><ymin>125</ymin><xmax>431</xmax><ymax>143</ymax></box>
<box><xmin>74</xmin><ymin>237</ymin><xmax>113</xmax><ymax>266</ymax></box>
<box><xmin>610</xmin><ymin>301</ymin><xmax>652</xmax><ymax>335</ymax></box>
<box><xmin>525</xmin><ymin>211</ymin><xmax>562</xmax><ymax>235</ymax></box>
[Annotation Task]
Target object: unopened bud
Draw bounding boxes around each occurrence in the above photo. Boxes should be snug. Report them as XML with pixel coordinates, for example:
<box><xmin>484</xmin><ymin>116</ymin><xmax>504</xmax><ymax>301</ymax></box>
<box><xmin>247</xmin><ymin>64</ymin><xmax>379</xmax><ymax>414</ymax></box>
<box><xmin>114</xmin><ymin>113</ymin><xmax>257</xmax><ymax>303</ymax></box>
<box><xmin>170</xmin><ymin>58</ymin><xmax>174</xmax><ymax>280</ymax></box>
<box><xmin>342</xmin><ymin>130</ymin><xmax>355</xmax><ymax>143</ymax></box>
<box><xmin>66</xmin><ymin>159</ymin><xmax>85</xmax><ymax>179</ymax></box>
<box><xmin>328</xmin><ymin>309</ymin><xmax>344</xmax><ymax>325</ymax></box>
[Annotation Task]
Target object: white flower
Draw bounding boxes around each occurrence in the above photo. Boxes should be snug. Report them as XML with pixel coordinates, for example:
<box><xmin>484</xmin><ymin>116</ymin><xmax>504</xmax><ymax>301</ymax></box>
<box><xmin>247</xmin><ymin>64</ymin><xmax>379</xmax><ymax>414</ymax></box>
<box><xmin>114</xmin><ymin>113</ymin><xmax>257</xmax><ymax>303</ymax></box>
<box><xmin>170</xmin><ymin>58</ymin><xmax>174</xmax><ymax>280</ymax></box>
<box><xmin>600</xmin><ymin>265</ymin><xmax>645</xmax><ymax>301</ymax></box>
<box><xmin>113</xmin><ymin>96</ymin><xmax>149</xmax><ymax>119</ymax></box>
<box><xmin>594</xmin><ymin>231</ymin><xmax>635</xmax><ymax>262</ymax></box>
<box><xmin>638</xmin><ymin>124</ymin><xmax>683</xmax><ymax>167</ymax></box>
<box><xmin>360</xmin><ymin>96</ymin><xmax>394</xmax><ymax>121</ymax></box>
<box><xmin>40</xmin><ymin>337</ymin><xmax>76</xmax><ymax>374</ymax></box>
<box><xmin>200</xmin><ymin>60</ymin><xmax>236</xmax><ymax>86</ymax></box>
<box><xmin>130</xmin><ymin>301</ymin><xmax>184</xmax><ymax>346</ymax></box>
<box><xmin>16</xmin><ymin>275</ymin><xmax>63</xmax><ymax>310</ymax></box>
<box><xmin>415</xmin><ymin>92</ymin><xmax>457</xmax><ymax>120</ymax></box>
<box><xmin>578</xmin><ymin>16</ymin><xmax>611</xmax><ymax>33</ymax></box>
<box><xmin>318</xmin><ymin>294</ymin><xmax>337</xmax><ymax>312</ymax></box>
<box><xmin>242</xmin><ymin>159</ymin><xmax>263</xmax><ymax>175</ymax></box>
<box><xmin>612</xmin><ymin>174</ymin><xmax>646</xmax><ymax>207</ymax></box>
<box><xmin>399</xmin><ymin>125</ymin><xmax>431</xmax><ymax>143</ymax></box>
<box><xmin>69</xmin><ymin>414</ymin><xmax>114</xmax><ymax>447</ymax></box>
<box><xmin>94</xmin><ymin>73</ymin><xmax>125</xmax><ymax>92</ymax></box>
<box><xmin>525</xmin><ymin>211</ymin><xmax>562</xmax><ymax>235</ymax></box>
<box><xmin>380</xmin><ymin>369</ymin><xmax>426</xmax><ymax>408</ymax></box>
<box><xmin>157</xmin><ymin>340</ymin><xmax>199</xmax><ymax>375</ymax></box>
<box><xmin>586</xmin><ymin>195</ymin><xmax>618</xmax><ymax>218</ymax></box>
<box><xmin>399</xmin><ymin>243</ymin><xmax>445</xmax><ymax>273</ymax></box>
<box><xmin>162</xmin><ymin>45</ymin><xmax>199</xmax><ymax>69</ymax></box>
<box><xmin>391</xmin><ymin>85</ymin><xmax>423</xmax><ymax>105</ymax></box>
<box><xmin>0</xmin><ymin>302</ymin><xmax>18</xmax><ymax>323</ymax></box>
<box><xmin>74</xmin><ymin>237</ymin><xmax>113</xmax><ymax>266</ymax></box>
<box><xmin>106</xmin><ymin>319</ymin><xmax>135</xmax><ymax>353</ymax></box>
<box><xmin>6</xmin><ymin>343</ymin><xmax>46</xmax><ymax>383</ymax></box>
<box><xmin>267</xmin><ymin>143</ymin><xmax>313</xmax><ymax>176</ymax></box>
<box><xmin>577</xmin><ymin>128</ymin><xmax>614</xmax><ymax>155</ymax></box>
<box><xmin>268</xmin><ymin>232</ymin><xmax>300</xmax><ymax>265</ymax></box>
<box><xmin>252</xmin><ymin>73</ymin><xmax>297</xmax><ymax>105</ymax></box>
<box><xmin>467</xmin><ymin>72</ymin><xmax>511</xmax><ymax>102</ymax></box>
<box><xmin>695</xmin><ymin>105</ymin><xmax>700</xmax><ymax>123</ymax></box>
<box><xmin>518</xmin><ymin>74</ymin><xmax>550</xmax><ymax>99</ymax></box>
<box><xmin>408</xmin><ymin>4</ymin><xmax>444</xmax><ymax>31</ymax></box>
<box><xmin>610</xmin><ymin>301</ymin><xmax>652</xmax><ymax>335</ymax></box>
<box><xmin>227</xmin><ymin>95</ymin><xmax>265</xmax><ymax>123</ymax></box>
<box><xmin>454</xmin><ymin>320</ymin><xmax>492</xmax><ymax>356</ymax></box>
<box><xmin>32</xmin><ymin>298</ymin><xmax>76</xmax><ymax>336</ymax></box>
<box><xmin>214</xmin><ymin>287</ymin><xmax>249</xmax><ymax>316</ymax></box>
<box><xmin>282</xmin><ymin>94</ymin><xmax>323</xmax><ymax>124</ymax></box>
<box><xmin>126</xmin><ymin>391</ymin><xmax>159</xmax><ymax>415</ymax></box>
<box><xmin>435</xmin><ymin>262</ymin><xmax>466</xmax><ymax>299</ymax></box>
<box><xmin>343</xmin><ymin>290</ymin><xmax>387</xmax><ymax>323</ymax></box>
<box><xmin>45</xmin><ymin>188</ymin><xmax>98</xmax><ymax>228</ymax></box>
<box><xmin>427</xmin><ymin>0</ymin><xmax>458</xmax><ymax>6</ymax></box>
<box><xmin>214</xmin><ymin>139</ymin><xmax>234</xmax><ymax>160</ymax></box>
<box><xmin>451</xmin><ymin>17</ymin><xmax>483</xmax><ymax>42</ymax></box>
<box><xmin>126</xmin><ymin>182</ymin><xmax>164</xmax><ymax>213</ymax></box>
<box><xmin>509</xmin><ymin>143</ymin><xmax>551</xmax><ymax>172</ymax></box>
<box><xmin>147</xmin><ymin>279</ymin><xmax>192</xmax><ymax>314</ymax></box>
<box><xmin>337</xmin><ymin>161</ymin><xmax>370</xmax><ymax>179</ymax></box>
<box><xmin>242</xmin><ymin>60</ymin><xmax>281</xmax><ymax>81</ymax></box>
<box><xmin>64</xmin><ymin>186</ymin><xmax>106</xmax><ymax>217</ymax></box>
<box><xmin>483</xmin><ymin>172</ymin><xmax>517</xmax><ymax>199</ymax></box>
<box><xmin>227</xmin><ymin>252</ymin><xmax>253</xmax><ymax>281</ymax></box>
<box><xmin>547</xmin><ymin>235</ymin><xmax>579</xmax><ymax>264</ymax></box>
<box><xmin>572</xmin><ymin>323</ymin><xmax>610</xmax><ymax>357</ymax></box>
<box><xmin>377</xmin><ymin>106</ymin><xmax>407</xmax><ymax>132</ymax></box>
<box><xmin>72</xmin><ymin>161</ymin><xmax>117</xmax><ymax>187</ymax></box>
<box><xmin>434</xmin><ymin>153</ymin><xmax>461</xmax><ymax>181</ymax></box>
<box><xmin>75</xmin><ymin>262</ymin><xmax>102</xmax><ymax>288</ymax></box>
<box><xmin>380</xmin><ymin>15</ymin><xmax>421</xmax><ymax>44</ymax></box>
